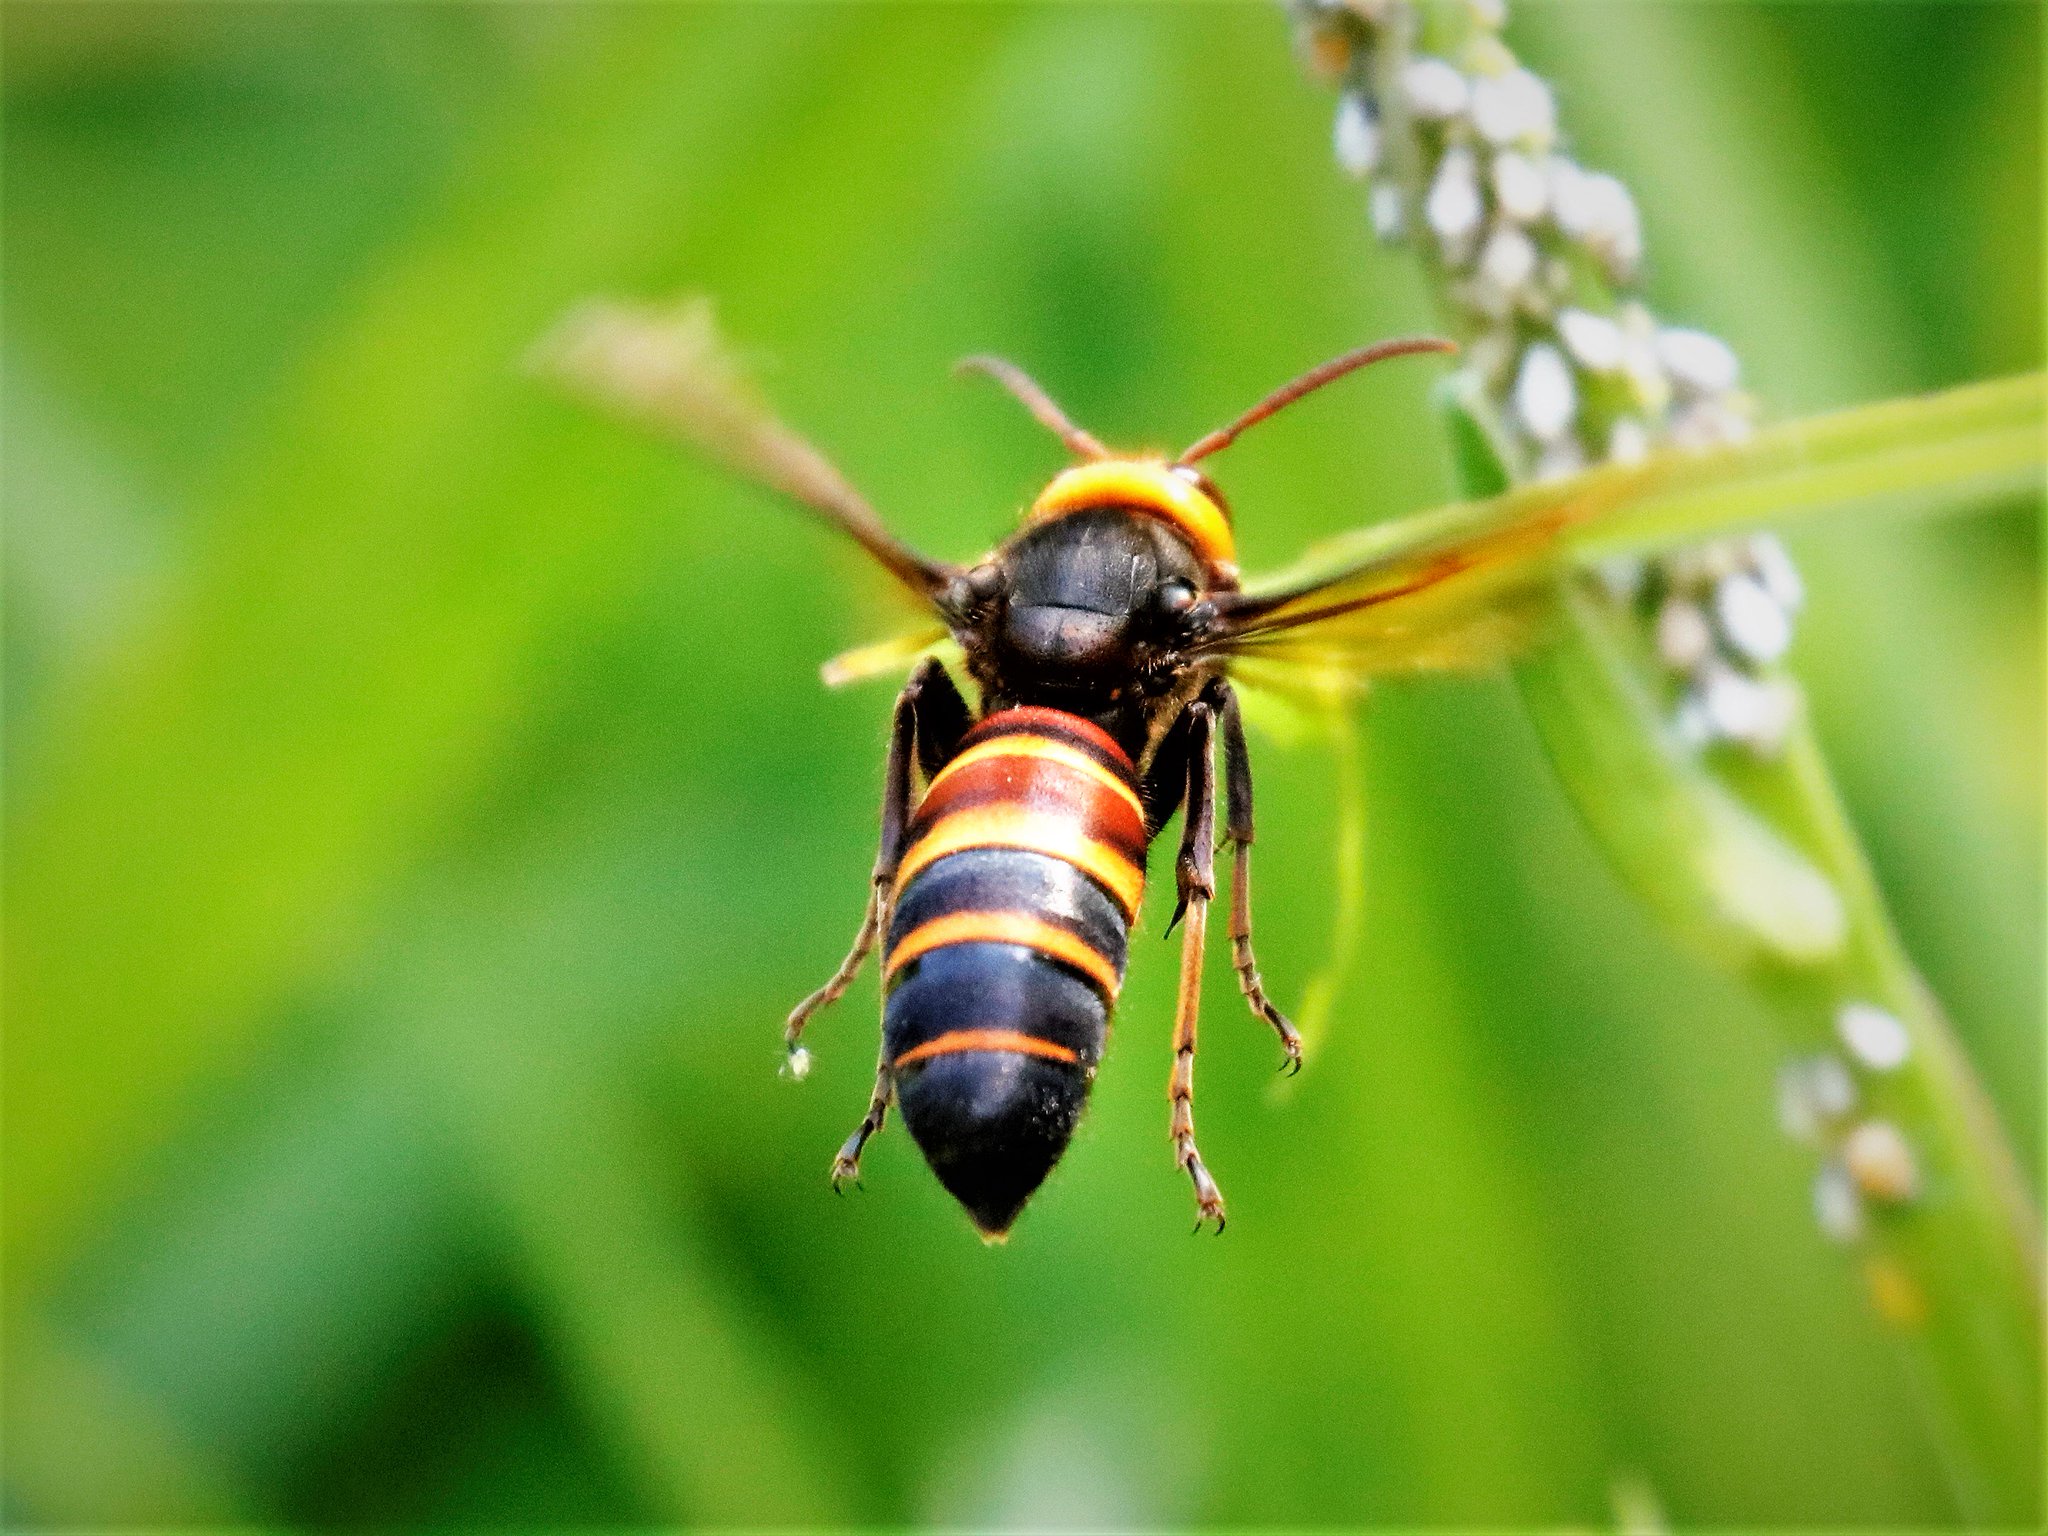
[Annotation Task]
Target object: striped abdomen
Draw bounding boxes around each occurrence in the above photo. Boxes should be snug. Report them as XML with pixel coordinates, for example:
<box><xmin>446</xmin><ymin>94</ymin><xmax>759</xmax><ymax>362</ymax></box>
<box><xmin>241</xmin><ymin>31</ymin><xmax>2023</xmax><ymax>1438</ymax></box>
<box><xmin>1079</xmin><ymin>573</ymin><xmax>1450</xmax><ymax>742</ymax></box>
<box><xmin>883</xmin><ymin>706</ymin><xmax>1148</xmax><ymax>1237</ymax></box>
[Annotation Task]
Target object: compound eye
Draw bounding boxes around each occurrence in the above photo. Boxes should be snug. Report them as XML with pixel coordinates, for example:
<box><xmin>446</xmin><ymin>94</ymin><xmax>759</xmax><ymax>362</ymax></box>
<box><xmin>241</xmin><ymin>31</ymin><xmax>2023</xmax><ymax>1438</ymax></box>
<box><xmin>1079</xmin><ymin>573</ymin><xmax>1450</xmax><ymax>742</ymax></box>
<box><xmin>1157</xmin><ymin>578</ymin><xmax>1197</xmax><ymax>619</ymax></box>
<box><xmin>947</xmin><ymin>559</ymin><xmax>1005</xmax><ymax>616</ymax></box>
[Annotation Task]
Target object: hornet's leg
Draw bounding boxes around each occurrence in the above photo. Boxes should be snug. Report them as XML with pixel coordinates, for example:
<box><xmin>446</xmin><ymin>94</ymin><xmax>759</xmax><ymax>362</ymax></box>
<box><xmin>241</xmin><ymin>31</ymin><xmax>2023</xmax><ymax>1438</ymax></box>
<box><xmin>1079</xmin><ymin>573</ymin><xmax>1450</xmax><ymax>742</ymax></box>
<box><xmin>1217</xmin><ymin>684</ymin><xmax>1302</xmax><ymax>1073</ymax></box>
<box><xmin>830</xmin><ymin>1045</ymin><xmax>894</xmax><ymax>1190</ymax></box>
<box><xmin>783</xmin><ymin>657</ymin><xmax>967</xmax><ymax>1076</ymax></box>
<box><xmin>1167</xmin><ymin>698</ymin><xmax>1227</xmax><ymax>1232</ymax></box>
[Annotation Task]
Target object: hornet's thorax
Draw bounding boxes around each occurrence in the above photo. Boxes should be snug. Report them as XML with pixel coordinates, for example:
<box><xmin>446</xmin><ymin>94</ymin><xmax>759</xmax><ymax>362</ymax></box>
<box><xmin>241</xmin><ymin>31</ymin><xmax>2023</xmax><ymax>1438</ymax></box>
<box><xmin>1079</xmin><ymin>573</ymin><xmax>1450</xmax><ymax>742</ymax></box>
<box><xmin>940</xmin><ymin>458</ymin><xmax>1240</xmax><ymax>763</ymax></box>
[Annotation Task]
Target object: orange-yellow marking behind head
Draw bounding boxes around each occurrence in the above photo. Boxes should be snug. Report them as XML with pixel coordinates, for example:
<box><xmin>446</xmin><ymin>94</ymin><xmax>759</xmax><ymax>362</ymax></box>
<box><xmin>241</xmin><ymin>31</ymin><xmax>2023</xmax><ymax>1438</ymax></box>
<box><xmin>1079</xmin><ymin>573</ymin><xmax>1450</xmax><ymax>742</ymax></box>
<box><xmin>1026</xmin><ymin>459</ymin><xmax>1238</xmax><ymax>585</ymax></box>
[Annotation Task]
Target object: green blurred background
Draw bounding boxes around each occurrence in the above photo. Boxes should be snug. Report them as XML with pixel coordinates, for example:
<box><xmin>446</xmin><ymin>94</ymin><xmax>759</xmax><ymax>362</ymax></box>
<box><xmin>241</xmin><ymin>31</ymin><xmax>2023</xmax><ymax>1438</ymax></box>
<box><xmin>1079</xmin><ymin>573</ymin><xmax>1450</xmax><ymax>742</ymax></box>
<box><xmin>3</xmin><ymin>2</ymin><xmax>2040</xmax><ymax>1525</ymax></box>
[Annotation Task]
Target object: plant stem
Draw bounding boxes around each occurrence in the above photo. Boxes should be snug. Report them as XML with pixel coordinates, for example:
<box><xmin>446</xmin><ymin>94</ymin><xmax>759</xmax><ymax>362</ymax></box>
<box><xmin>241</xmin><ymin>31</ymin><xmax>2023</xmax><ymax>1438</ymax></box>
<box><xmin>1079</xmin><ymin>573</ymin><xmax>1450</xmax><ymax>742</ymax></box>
<box><xmin>1289</xmin><ymin>0</ymin><xmax>2043</xmax><ymax>1517</ymax></box>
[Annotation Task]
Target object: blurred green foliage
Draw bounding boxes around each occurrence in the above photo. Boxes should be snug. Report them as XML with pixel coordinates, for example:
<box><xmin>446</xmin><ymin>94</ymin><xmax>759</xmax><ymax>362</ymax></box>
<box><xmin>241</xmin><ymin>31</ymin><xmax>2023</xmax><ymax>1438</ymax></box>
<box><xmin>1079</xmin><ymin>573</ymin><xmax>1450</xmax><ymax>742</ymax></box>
<box><xmin>3</xmin><ymin>2</ymin><xmax>2040</xmax><ymax>1525</ymax></box>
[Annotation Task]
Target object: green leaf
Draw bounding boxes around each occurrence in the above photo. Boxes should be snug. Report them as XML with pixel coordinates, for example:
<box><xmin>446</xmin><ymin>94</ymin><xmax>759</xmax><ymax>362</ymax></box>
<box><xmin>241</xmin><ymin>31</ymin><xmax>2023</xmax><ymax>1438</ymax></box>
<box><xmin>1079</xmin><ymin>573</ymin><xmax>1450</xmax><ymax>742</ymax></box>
<box><xmin>1566</xmin><ymin>372</ymin><xmax>2047</xmax><ymax>560</ymax></box>
<box><xmin>1246</xmin><ymin>372</ymin><xmax>2046</xmax><ymax>611</ymax></box>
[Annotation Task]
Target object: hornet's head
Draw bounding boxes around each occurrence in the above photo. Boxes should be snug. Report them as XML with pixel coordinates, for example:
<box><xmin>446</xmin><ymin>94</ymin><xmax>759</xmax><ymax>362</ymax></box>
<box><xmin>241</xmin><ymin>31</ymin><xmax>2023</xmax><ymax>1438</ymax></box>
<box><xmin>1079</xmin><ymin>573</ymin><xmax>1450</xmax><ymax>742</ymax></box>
<box><xmin>942</xmin><ymin>339</ymin><xmax>1455</xmax><ymax>711</ymax></box>
<box><xmin>972</xmin><ymin>460</ymin><xmax>1234</xmax><ymax>698</ymax></box>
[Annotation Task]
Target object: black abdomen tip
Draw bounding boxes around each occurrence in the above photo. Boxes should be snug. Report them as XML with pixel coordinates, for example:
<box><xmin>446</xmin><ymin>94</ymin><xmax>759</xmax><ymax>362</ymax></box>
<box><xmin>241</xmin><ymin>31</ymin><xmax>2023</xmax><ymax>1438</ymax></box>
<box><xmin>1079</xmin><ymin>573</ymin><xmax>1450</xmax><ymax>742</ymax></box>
<box><xmin>895</xmin><ymin>1052</ymin><xmax>1090</xmax><ymax>1237</ymax></box>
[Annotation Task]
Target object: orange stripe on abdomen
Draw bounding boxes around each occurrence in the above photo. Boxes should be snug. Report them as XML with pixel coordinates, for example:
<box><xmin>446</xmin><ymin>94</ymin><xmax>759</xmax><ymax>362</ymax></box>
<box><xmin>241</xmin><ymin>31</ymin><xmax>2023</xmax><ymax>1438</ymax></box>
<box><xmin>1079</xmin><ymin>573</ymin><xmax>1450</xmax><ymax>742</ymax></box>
<box><xmin>892</xmin><ymin>1029</ymin><xmax>1080</xmax><ymax>1070</ymax></box>
<box><xmin>885</xmin><ymin>909</ymin><xmax>1123</xmax><ymax>998</ymax></box>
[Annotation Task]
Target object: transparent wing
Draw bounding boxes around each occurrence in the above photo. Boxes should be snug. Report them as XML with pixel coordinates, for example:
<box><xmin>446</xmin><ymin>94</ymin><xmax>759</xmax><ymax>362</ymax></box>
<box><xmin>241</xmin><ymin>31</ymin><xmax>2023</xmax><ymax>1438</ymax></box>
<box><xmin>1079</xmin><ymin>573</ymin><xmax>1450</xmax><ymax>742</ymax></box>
<box><xmin>532</xmin><ymin>296</ymin><xmax>959</xmax><ymax>602</ymax></box>
<box><xmin>819</xmin><ymin>625</ymin><xmax>954</xmax><ymax>688</ymax></box>
<box><xmin>1209</xmin><ymin>371</ymin><xmax>2044</xmax><ymax>681</ymax></box>
<box><xmin>1215</xmin><ymin>494</ymin><xmax>1577</xmax><ymax>684</ymax></box>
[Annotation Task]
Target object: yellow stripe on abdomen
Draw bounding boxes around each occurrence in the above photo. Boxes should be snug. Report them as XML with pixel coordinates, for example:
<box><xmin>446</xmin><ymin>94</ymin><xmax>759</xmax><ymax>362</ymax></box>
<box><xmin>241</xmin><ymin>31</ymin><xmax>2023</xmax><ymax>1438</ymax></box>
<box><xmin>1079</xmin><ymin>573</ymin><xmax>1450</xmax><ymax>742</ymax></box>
<box><xmin>885</xmin><ymin>909</ymin><xmax>1123</xmax><ymax>998</ymax></box>
<box><xmin>892</xmin><ymin>804</ymin><xmax>1145</xmax><ymax>922</ymax></box>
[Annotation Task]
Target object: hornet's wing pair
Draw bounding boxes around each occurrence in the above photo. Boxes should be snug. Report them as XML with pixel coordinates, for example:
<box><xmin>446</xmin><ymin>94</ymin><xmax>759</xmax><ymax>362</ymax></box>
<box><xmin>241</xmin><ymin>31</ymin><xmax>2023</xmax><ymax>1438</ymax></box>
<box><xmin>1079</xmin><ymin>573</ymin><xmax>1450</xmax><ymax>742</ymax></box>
<box><xmin>533</xmin><ymin>296</ymin><xmax>2046</xmax><ymax>696</ymax></box>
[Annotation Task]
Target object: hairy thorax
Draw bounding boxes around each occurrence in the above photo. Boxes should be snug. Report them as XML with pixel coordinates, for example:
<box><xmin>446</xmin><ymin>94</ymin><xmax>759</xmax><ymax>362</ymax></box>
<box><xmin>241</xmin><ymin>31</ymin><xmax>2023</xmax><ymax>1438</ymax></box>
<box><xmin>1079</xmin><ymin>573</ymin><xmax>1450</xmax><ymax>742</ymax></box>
<box><xmin>953</xmin><ymin>508</ymin><xmax>1220</xmax><ymax>766</ymax></box>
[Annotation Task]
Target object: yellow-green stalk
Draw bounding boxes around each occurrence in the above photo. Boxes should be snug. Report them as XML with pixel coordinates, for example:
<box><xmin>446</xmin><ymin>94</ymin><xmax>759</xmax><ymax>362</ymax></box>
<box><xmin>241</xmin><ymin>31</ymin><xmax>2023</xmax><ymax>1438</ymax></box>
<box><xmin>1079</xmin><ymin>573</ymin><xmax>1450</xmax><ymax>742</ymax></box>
<box><xmin>1289</xmin><ymin>0</ymin><xmax>2042</xmax><ymax>1519</ymax></box>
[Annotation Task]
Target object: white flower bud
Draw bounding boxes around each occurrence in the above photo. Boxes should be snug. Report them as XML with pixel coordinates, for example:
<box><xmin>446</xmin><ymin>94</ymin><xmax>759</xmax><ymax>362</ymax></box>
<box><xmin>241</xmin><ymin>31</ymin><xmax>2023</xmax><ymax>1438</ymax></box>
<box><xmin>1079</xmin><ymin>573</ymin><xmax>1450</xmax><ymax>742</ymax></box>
<box><xmin>1749</xmin><ymin>534</ymin><xmax>1805</xmax><ymax>614</ymax></box>
<box><xmin>1426</xmin><ymin>147</ymin><xmax>1485</xmax><ymax>261</ymax></box>
<box><xmin>1551</xmin><ymin>162</ymin><xmax>1641</xmax><ymax>279</ymax></box>
<box><xmin>1837</xmin><ymin>1002</ymin><xmax>1910</xmax><ymax>1072</ymax></box>
<box><xmin>1403</xmin><ymin>56</ymin><xmax>1471</xmax><ymax>120</ymax></box>
<box><xmin>1478</xmin><ymin>224</ymin><xmax>1538</xmax><ymax>294</ymax></box>
<box><xmin>1700</xmin><ymin>661</ymin><xmax>1771</xmax><ymax>741</ymax></box>
<box><xmin>1490</xmin><ymin>150</ymin><xmax>1549</xmax><ymax>223</ymax></box>
<box><xmin>1655</xmin><ymin>597</ymin><xmax>1713</xmax><ymax>670</ymax></box>
<box><xmin>1714</xmin><ymin>572</ymin><xmax>1792</xmax><ymax>663</ymax></box>
<box><xmin>1669</xmin><ymin>399</ymin><xmax>1756</xmax><ymax>449</ymax></box>
<box><xmin>1778</xmin><ymin>1055</ymin><xmax>1854</xmax><ymax>1143</ymax></box>
<box><xmin>1556</xmin><ymin>307</ymin><xmax>1626</xmax><ymax>373</ymax></box>
<box><xmin>1657</xmin><ymin>327</ymin><xmax>1742</xmax><ymax>395</ymax></box>
<box><xmin>1607</xmin><ymin>417</ymin><xmax>1653</xmax><ymax>465</ymax></box>
<box><xmin>1691</xmin><ymin>664</ymin><xmax>1795</xmax><ymax>753</ymax></box>
<box><xmin>1671</xmin><ymin>690</ymin><xmax>1714</xmax><ymax>750</ymax></box>
<box><xmin>1512</xmin><ymin>341</ymin><xmax>1577</xmax><ymax>444</ymax></box>
<box><xmin>1843</xmin><ymin>1120</ymin><xmax>1919</xmax><ymax>1202</ymax></box>
<box><xmin>1334</xmin><ymin>94</ymin><xmax>1381</xmax><ymax>178</ymax></box>
<box><xmin>1814</xmin><ymin>1160</ymin><xmax>1865</xmax><ymax>1243</ymax></box>
<box><xmin>1814</xmin><ymin>1054</ymin><xmax>1858</xmax><ymax>1118</ymax></box>
<box><xmin>1470</xmin><ymin>68</ymin><xmax>1556</xmax><ymax>147</ymax></box>
<box><xmin>1750</xmin><ymin>677</ymin><xmax>1800</xmax><ymax>755</ymax></box>
<box><xmin>1370</xmin><ymin>181</ymin><xmax>1407</xmax><ymax>241</ymax></box>
<box><xmin>1777</xmin><ymin>1063</ymin><xmax>1819</xmax><ymax>1144</ymax></box>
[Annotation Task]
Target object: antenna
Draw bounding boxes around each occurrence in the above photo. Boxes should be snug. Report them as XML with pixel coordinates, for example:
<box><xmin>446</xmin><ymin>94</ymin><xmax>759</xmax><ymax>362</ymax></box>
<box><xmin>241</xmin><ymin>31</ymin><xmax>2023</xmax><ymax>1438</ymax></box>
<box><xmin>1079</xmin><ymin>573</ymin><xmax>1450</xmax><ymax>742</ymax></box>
<box><xmin>955</xmin><ymin>354</ymin><xmax>1110</xmax><ymax>461</ymax></box>
<box><xmin>1177</xmin><ymin>336</ymin><xmax>1457</xmax><ymax>465</ymax></box>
